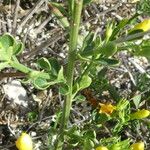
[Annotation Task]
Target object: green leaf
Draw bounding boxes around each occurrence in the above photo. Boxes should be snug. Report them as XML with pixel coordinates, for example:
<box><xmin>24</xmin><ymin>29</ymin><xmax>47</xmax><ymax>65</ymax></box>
<box><xmin>73</xmin><ymin>94</ymin><xmax>86</xmax><ymax>103</ymax></box>
<box><xmin>94</xmin><ymin>113</ymin><xmax>111</xmax><ymax>124</ymax></box>
<box><xmin>13</xmin><ymin>42</ymin><xmax>24</xmax><ymax>55</ymax></box>
<box><xmin>79</xmin><ymin>75</ymin><xmax>92</xmax><ymax>90</ymax></box>
<box><xmin>136</xmin><ymin>46</ymin><xmax>150</xmax><ymax>58</ymax></box>
<box><xmin>132</xmin><ymin>95</ymin><xmax>141</xmax><ymax>109</ymax></box>
<box><xmin>37</xmin><ymin>57</ymin><xmax>51</xmax><ymax>72</ymax></box>
<box><xmin>0</xmin><ymin>62</ymin><xmax>9</xmax><ymax>70</ymax></box>
<box><xmin>72</xmin><ymin>83</ymin><xmax>80</xmax><ymax>96</ymax></box>
<box><xmin>0</xmin><ymin>34</ymin><xmax>23</xmax><ymax>59</ymax></box>
<box><xmin>83</xmin><ymin>139</ymin><xmax>94</xmax><ymax>150</ymax></box>
<box><xmin>0</xmin><ymin>43</ymin><xmax>13</xmax><ymax>61</ymax></box>
<box><xmin>57</xmin><ymin>67</ymin><xmax>65</xmax><ymax>82</ymax></box>
<box><xmin>136</xmin><ymin>0</ymin><xmax>150</xmax><ymax>15</ymax></box>
<box><xmin>48</xmin><ymin>58</ymin><xmax>61</xmax><ymax>76</ymax></box>
<box><xmin>79</xmin><ymin>32</ymin><xmax>101</xmax><ymax>58</ymax></box>
<box><xmin>84</xmin><ymin>130</ymin><xmax>96</xmax><ymax>139</ymax></box>
<box><xmin>128</xmin><ymin>29</ymin><xmax>144</xmax><ymax>35</ymax></box>
<box><xmin>59</xmin><ymin>83</ymin><xmax>69</xmax><ymax>95</ymax></box>
<box><xmin>81</xmin><ymin>32</ymin><xmax>95</xmax><ymax>51</ymax></box>
<box><xmin>110</xmin><ymin>13</ymin><xmax>139</xmax><ymax>41</ymax></box>
<box><xmin>110</xmin><ymin>139</ymin><xmax>131</xmax><ymax>150</ymax></box>
<box><xmin>33</xmin><ymin>77</ymin><xmax>50</xmax><ymax>90</ymax></box>
<box><xmin>0</xmin><ymin>34</ymin><xmax>15</xmax><ymax>50</ymax></box>
<box><xmin>80</xmin><ymin>40</ymin><xmax>96</xmax><ymax>57</ymax></box>
<box><xmin>110</xmin><ymin>19</ymin><xmax>129</xmax><ymax>40</ymax></box>
<box><xmin>98</xmin><ymin>42</ymin><xmax>117</xmax><ymax>57</ymax></box>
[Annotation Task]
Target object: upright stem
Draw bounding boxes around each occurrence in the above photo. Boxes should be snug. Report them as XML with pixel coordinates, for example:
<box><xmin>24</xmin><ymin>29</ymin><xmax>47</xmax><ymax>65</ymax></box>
<box><xmin>61</xmin><ymin>0</ymin><xmax>83</xmax><ymax>130</ymax></box>
<box><xmin>61</xmin><ymin>0</ymin><xmax>83</xmax><ymax>129</ymax></box>
<box><xmin>55</xmin><ymin>1</ymin><xmax>83</xmax><ymax>149</ymax></box>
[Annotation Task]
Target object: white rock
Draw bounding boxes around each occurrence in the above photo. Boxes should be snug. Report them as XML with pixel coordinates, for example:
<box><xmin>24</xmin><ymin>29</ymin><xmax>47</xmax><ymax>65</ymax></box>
<box><xmin>3</xmin><ymin>80</ymin><xmax>28</xmax><ymax>107</ymax></box>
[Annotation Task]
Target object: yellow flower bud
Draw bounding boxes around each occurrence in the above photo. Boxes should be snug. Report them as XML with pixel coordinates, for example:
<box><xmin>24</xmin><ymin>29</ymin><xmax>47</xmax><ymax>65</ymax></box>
<box><xmin>130</xmin><ymin>142</ymin><xmax>144</xmax><ymax>150</ymax></box>
<box><xmin>16</xmin><ymin>132</ymin><xmax>33</xmax><ymax>150</ymax></box>
<box><xmin>99</xmin><ymin>103</ymin><xmax>116</xmax><ymax>115</ymax></box>
<box><xmin>130</xmin><ymin>19</ymin><xmax>150</xmax><ymax>32</ymax></box>
<box><xmin>130</xmin><ymin>109</ymin><xmax>150</xmax><ymax>120</ymax></box>
<box><xmin>96</xmin><ymin>146</ymin><xmax>109</xmax><ymax>150</ymax></box>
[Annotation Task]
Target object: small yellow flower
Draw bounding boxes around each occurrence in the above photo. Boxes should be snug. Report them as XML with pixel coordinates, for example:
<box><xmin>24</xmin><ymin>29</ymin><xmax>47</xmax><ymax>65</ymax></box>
<box><xmin>16</xmin><ymin>132</ymin><xmax>33</xmax><ymax>150</ymax></box>
<box><xmin>130</xmin><ymin>142</ymin><xmax>144</xmax><ymax>150</ymax></box>
<box><xmin>96</xmin><ymin>146</ymin><xmax>109</xmax><ymax>150</ymax></box>
<box><xmin>99</xmin><ymin>103</ymin><xmax>116</xmax><ymax>115</ymax></box>
<box><xmin>130</xmin><ymin>19</ymin><xmax>150</xmax><ymax>32</ymax></box>
<box><xmin>130</xmin><ymin>109</ymin><xmax>150</xmax><ymax>120</ymax></box>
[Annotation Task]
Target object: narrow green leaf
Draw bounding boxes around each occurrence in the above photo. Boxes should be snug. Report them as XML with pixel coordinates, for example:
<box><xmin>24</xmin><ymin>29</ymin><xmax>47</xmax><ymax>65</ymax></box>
<box><xmin>96</xmin><ymin>58</ymin><xmax>119</xmax><ymax>66</ymax></box>
<box><xmin>110</xmin><ymin>19</ymin><xmax>129</xmax><ymax>40</ymax></box>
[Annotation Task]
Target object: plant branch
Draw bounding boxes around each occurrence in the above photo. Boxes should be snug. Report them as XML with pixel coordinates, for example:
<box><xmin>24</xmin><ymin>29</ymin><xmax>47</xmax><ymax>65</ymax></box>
<box><xmin>114</xmin><ymin>30</ymin><xmax>150</xmax><ymax>43</ymax></box>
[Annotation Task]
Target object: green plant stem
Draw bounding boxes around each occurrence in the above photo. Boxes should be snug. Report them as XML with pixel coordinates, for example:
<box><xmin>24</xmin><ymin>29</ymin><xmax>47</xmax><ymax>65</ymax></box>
<box><xmin>62</xmin><ymin>0</ymin><xmax>83</xmax><ymax>130</ymax></box>
<box><xmin>114</xmin><ymin>29</ymin><xmax>150</xmax><ymax>43</ymax></box>
<box><xmin>55</xmin><ymin>0</ymin><xmax>83</xmax><ymax>149</ymax></box>
<box><xmin>10</xmin><ymin>61</ymin><xmax>51</xmax><ymax>79</ymax></box>
<box><xmin>10</xmin><ymin>60</ymin><xmax>32</xmax><ymax>73</ymax></box>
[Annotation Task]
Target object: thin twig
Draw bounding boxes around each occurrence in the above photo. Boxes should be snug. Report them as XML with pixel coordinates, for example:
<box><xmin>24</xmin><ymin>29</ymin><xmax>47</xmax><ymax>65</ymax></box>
<box><xmin>19</xmin><ymin>0</ymin><xmax>44</xmax><ymax>28</ymax></box>
<box><xmin>34</xmin><ymin>15</ymin><xmax>52</xmax><ymax>34</ymax></box>
<box><xmin>120</xmin><ymin>52</ymin><xmax>136</xmax><ymax>86</ymax></box>
<box><xmin>12</xmin><ymin>0</ymin><xmax>20</xmax><ymax>35</ymax></box>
